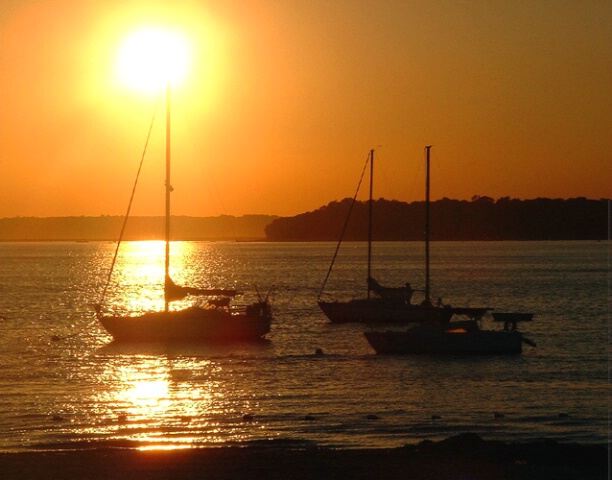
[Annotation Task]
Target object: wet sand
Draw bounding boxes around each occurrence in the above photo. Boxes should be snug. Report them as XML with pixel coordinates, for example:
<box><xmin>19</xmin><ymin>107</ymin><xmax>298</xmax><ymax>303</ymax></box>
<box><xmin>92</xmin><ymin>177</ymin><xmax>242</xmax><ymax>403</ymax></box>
<box><xmin>0</xmin><ymin>434</ymin><xmax>607</xmax><ymax>480</ymax></box>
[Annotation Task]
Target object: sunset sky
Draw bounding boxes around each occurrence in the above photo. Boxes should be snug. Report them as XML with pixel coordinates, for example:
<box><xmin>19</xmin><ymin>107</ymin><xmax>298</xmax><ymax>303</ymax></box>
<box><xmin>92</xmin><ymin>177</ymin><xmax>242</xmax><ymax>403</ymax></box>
<box><xmin>1</xmin><ymin>0</ymin><xmax>610</xmax><ymax>218</ymax></box>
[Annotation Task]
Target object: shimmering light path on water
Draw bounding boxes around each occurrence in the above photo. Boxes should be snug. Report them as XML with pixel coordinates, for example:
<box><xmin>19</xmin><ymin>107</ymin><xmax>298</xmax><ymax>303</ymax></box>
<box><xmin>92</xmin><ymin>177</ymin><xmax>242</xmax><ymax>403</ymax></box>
<box><xmin>0</xmin><ymin>241</ymin><xmax>608</xmax><ymax>450</ymax></box>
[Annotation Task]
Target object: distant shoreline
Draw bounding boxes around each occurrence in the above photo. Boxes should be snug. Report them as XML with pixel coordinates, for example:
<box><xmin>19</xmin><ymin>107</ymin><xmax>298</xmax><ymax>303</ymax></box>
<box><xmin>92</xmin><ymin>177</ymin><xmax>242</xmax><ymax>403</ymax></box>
<box><xmin>0</xmin><ymin>238</ymin><xmax>607</xmax><ymax>244</ymax></box>
<box><xmin>0</xmin><ymin>237</ymin><xmax>267</xmax><ymax>243</ymax></box>
<box><xmin>1</xmin><ymin>197</ymin><xmax>609</xmax><ymax>242</ymax></box>
<box><xmin>0</xmin><ymin>215</ymin><xmax>276</xmax><ymax>243</ymax></box>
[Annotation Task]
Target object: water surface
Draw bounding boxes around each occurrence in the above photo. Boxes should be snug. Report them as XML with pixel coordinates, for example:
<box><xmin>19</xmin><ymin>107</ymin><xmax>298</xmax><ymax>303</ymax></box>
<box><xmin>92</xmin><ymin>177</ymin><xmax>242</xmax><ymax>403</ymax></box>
<box><xmin>0</xmin><ymin>241</ymin><xmax>608</xmax><ymax>450</ymax></box>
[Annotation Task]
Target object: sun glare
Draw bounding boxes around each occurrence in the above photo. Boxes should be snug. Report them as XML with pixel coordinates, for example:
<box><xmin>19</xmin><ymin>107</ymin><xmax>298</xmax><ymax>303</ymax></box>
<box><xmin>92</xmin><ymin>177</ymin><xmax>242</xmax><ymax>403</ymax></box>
<box><xmin>116</xmin><ymin>27</ymin><xmax>190</xmax><ymax>93</ymax></box>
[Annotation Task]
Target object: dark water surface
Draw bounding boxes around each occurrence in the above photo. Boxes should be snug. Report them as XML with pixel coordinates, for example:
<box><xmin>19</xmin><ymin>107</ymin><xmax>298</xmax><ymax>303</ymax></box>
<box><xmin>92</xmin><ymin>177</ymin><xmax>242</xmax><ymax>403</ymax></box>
<box><xmin>0</xmin><ymin>241</ymin><xmax>608</xmax><ymax>450</ymax></box>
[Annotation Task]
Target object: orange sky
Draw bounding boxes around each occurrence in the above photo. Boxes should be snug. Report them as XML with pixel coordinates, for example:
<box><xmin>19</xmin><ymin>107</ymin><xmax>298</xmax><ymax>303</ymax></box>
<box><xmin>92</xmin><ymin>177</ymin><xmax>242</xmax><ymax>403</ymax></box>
<box><xmin>1</xmin><ymin>0</ymin><xmax>610</xmax><ymax>218</ymax></box>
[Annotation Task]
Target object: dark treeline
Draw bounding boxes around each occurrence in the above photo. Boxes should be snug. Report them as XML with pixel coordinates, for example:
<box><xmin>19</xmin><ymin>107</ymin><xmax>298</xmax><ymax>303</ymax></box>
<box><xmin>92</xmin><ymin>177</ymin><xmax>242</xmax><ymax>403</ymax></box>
<box><xmin>264</xmin><ymin>197</ymin><xmax>610</xmax><ymax>241</ymax></box>
<box><xmin>1</xmin><ymin>198</ymin><xmax>608</xmax><ymax>242</ymax></box>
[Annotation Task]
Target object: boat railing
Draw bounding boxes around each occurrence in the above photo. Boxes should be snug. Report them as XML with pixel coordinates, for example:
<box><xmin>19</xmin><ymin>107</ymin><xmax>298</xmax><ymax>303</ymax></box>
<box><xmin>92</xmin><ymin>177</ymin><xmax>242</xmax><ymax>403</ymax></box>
<box><xmin>229</xmin><ymin>301</ymin><xmax>272</xmax><ymax>317</ymax></box>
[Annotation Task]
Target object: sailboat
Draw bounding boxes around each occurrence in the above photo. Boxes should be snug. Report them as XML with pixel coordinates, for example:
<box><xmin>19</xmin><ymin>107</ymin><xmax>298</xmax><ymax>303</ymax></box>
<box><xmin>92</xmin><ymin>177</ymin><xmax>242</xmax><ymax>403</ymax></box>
<box><xmin>317</xmin><ymin>148</ymin><xmax>488</xmax><ymax>324</ymax></box>
<box><xmin>96</xmin><ymin>85</ymin><xmax>272</xmax><ymax>343</ymax></box>
<box><xmin>363</xmin><ymin>147</ymin><xmax>535</xmax><ymax>355</ymax></box>
<box><xmin>363</xmin><ymin>319</ymin><xmax>528</xmax><ymax>354</ymax></box>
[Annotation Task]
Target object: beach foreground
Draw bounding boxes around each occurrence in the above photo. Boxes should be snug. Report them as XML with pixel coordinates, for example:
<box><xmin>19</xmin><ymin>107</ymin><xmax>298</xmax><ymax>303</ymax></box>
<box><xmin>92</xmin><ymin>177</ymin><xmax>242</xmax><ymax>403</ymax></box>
<box><xmin>1</xmin><ymin>434</ymin><xmax>607</xmax><ymax>480</ymax></box>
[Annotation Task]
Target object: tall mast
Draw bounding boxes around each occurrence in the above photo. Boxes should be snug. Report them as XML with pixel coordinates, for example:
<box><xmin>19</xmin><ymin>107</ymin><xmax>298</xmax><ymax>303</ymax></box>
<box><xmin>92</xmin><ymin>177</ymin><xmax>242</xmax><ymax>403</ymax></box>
<box><xmin>367</xmin><ymin>149</ymin><xmax>374</xmax><ymax>298</ymax></box>
<box><xmin>424</xmin><ymin>145</ymin><xmax>432</xmax><ymax>305</ymax></box>
<box><xmin>164</xmin><ymin>83</ymin><xmax>172</xmax><ymax>311</ymax></box>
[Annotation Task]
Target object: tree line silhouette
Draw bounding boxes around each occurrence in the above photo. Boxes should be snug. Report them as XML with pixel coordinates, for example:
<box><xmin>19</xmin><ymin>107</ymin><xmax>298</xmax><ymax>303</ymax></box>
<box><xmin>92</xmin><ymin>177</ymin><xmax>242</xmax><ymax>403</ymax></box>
<box><xmin>264</xmin><ymin>197</ymin><xmax>610</xmax><ymax>241</ymax></box>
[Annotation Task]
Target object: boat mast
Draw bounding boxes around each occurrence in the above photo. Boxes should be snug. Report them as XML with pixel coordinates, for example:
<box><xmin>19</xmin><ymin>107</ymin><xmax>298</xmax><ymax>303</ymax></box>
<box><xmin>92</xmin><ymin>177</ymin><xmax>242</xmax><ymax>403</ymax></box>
<box><xmin>424</xmin><ymin>145</ymin><xmax>432</xmax><ymax>305</ymax></box>
<box><xmin>164</xmin><ymin>83</ymin><xmax>172</xmax><ymax>312</ymax></box>
<box><xmin>367</xmin><ymin>149</ymin><xmax>374</xmax><ymax>299</ymax></box>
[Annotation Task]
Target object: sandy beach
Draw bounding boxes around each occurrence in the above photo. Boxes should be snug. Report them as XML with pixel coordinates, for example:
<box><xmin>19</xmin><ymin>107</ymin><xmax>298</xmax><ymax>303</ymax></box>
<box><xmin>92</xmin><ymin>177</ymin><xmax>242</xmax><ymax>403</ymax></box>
<box><xmin>1</xmin><ymin>434</ymin><xmax>607</xmax><ymax>480</ymax></box>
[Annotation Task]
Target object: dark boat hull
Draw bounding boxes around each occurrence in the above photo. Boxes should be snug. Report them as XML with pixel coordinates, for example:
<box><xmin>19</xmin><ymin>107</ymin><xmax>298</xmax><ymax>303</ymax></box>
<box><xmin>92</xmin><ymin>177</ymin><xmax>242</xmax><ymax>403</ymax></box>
<box><xmin>492</xmin><ymin>312</ymin><xmax>534</xmax><ymax>322</ymax></box>
<box><xmin>318</xmin><ymin>299</ymin><xmax>451</xmax><ymax>324</ymax></box>
<box><xmin>364</xmin><ymin>329</ymin><xmax>523</xmax><ymax>355</ymax></box>
<box><xmin>318</xmin><ymin>299</ymin><xmax>490</xmax><ymax>324</ymax></box>
<box><xmin>99</xmin><ymin>305</ymin><xmax>271</xmax><ymax>343</ymax></box>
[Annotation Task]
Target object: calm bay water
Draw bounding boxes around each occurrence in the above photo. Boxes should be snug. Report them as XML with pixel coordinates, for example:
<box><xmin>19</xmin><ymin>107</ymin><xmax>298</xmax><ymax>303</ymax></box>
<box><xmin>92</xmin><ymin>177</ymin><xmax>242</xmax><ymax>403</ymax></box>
<box><xmin>0</xmin><ymin>241</ymin><xmax>608</xmax><ymax>451</ymax></box>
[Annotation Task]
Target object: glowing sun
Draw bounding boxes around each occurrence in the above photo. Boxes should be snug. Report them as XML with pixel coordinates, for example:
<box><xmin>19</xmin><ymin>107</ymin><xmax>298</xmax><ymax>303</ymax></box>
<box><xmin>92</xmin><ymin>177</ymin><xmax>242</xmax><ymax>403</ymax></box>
<box><xmin>116</xmin><ymin>27</ymin><xmax>190</xmax><ymax>93</ymax></box>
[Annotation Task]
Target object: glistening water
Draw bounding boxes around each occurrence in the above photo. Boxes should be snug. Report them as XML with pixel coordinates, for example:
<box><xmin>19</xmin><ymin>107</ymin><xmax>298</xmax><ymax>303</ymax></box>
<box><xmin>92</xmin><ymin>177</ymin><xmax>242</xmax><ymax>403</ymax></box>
<box><xmin>0</xmin><ymin>241</ymin><xmax>607</xmax><ymax>450</ymax></box>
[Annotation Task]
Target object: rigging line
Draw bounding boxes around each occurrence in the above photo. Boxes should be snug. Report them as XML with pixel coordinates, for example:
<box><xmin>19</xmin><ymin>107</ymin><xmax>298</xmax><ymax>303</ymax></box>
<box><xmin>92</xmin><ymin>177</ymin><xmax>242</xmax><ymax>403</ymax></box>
<box><xmin>98</xmin><ymin>92</ymin><xmax>163</xmax><ymax>308</ymax></box>
<box><xmin>317</xmin><ymin>150</ymin><xmax>372</xmax><ymax>300</ymax></box>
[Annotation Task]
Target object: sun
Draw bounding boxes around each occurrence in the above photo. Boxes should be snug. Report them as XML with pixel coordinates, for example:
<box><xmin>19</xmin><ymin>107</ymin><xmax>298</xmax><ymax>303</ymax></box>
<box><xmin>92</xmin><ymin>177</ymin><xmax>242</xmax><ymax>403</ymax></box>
<box><xmin>116</xmin><ymin>27</ymin><xmax>190</xmax><ymax>93</ymax></box>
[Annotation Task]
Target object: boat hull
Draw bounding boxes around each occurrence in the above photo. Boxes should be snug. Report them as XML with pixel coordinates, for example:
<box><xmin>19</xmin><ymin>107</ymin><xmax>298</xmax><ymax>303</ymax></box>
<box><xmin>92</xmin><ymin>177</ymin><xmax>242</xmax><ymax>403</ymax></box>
<box><xmin>99</xmin><ymin>305</ymin><xmax>271</xmax><ymax>343</ymax></box>
<box><xmin>364</xmin><ymin>329</ymin><xmax>523</xmax><ymax>355</ymax></box>
<box><xmin>492</xmin><ymin>312</ymin><xmax>534</xmax><ymax>322</ymax></box>
<box><xmin>318</xmin><ymin>299</ymin><xmax>453</xmax><ymax>324</ymax></box>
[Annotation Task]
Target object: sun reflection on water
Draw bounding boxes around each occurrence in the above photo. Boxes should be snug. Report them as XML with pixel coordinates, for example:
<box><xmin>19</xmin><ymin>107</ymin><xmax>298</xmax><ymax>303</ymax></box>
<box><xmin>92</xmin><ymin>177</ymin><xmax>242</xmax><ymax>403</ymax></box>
<box><xmin>105</xmin><ymin>240</ymin><xmax>240</xmax><ymax>315</ymax></box>
<box><xmin>89</xmin><ymin>352</ymin><xmax>263</xmax><ymax>448</ymax></box>
<box><xmin>111</xmin><ymin>358</ymin><xmax>219</xmax><ymax>419</ymax></box>
<box><xmin>107</xmin><ymin>241</ymin><xmax>165</xmax><ymax>313</ymax></box>
<box><xmin>120</xmin><ymin>378</ymin><xmax>170</xmax><ymax>411</ymax></box>
<box><xmin>87</xmin><ymin>241</ymin><xmax>265</xmax><ymax>448</ymax></box>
